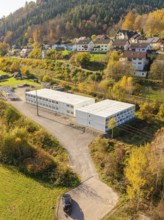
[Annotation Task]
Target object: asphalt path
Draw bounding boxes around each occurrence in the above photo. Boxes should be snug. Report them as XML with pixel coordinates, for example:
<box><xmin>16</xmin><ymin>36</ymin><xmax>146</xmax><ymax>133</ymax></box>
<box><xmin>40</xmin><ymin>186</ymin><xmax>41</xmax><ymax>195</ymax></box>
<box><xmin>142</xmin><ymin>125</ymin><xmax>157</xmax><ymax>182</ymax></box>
<box><xmin>10</xmin><ymin>88</ymin><xmax>119</xmax><ymax>220</ymax></box>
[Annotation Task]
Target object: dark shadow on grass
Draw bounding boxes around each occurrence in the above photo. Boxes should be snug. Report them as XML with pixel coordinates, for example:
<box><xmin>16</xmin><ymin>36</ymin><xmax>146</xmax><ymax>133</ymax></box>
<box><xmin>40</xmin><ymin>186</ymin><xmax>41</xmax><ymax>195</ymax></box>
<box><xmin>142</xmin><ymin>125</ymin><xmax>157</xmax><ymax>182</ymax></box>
<box><xmin>1</xmin><ymin>164</ymin><xmax>75</xmax><ymax>190</ymax></box>
<box><xmin>103</xmin><ymin>118</ymin><xmax>164</xmax><ymax>146</ymax></box>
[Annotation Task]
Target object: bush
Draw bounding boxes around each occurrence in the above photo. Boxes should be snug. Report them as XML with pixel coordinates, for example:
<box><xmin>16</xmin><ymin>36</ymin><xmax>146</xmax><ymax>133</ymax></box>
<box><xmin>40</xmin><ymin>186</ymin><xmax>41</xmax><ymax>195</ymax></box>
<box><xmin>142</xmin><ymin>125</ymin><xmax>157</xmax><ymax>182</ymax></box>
<box><xmin>4</xmin><ymin>107</ymin><xmax>21</xmax><ymax>125</ymax></box>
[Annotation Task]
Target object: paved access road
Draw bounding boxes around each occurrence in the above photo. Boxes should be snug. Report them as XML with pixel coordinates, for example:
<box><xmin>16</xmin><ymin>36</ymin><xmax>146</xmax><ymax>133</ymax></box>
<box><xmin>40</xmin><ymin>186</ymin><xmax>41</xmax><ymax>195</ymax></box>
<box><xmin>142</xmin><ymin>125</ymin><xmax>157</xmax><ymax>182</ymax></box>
<box><xmin>10</xmin><ymin>88</ymin><xmax>119</xmax><ymax>220</ymax></box>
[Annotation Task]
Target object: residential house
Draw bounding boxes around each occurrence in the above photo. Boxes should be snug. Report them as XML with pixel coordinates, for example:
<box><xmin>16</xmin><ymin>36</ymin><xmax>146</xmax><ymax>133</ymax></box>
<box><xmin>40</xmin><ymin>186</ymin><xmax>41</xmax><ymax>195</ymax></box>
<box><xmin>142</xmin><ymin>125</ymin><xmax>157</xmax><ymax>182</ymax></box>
<box><xmin>20</xmin><ymin>49</ymin><xmax>31</xmax><ymax>58</ymax></box>
<box><xmin>52</xmin><ymin>44</ymin><xmax>66</xmax><ymax>50</ymax></box>
<box><xmin>112</xmin><ymin>40</ymin><xmax>130</xmax><ymax>52</ymax></box>
<box><xmin>120</xmin><ymin>51</ymin><xmax>149</xmax><ymax>77</ymax></box>
<box><xmin>42</xmin><ymin>50</ymin><xmax>47</xmax><ymax>59</ymax></box>
<box><xmin>147</xmin><ymin>38</ymin><xmax>161</xmax><ymax>50</ymax></box>
<box><xmin>129</xmin><ymin>34</ymin><xmax>141</xmax><ymax>43</ymax></box>
<box><xmin>116</xmin><ymin>30</ymin><xmax>138</xmax><ymax>40</ymax></box>
<box><xmin>92</xmin><ymin>39</ymin><xmax>111</xmax><ymax>53</ymax></box>
<box><xmin>160</xmin><ymin>39</ymin><xmax>164</xmax><ymax>51</ymax></box>
<box><xmin>65</xmin><ymin>43</ymin><xmax>77</xmax><ymax>51</ymax></box>
<box><xmin>130</xmin><ymin>43</ymin><xmax>150</xmax><ymax>52</ymax></box>
<box><xmin>76</xmin><ymin>40</ymin><xmax>94</xmax><ymax>52</ymax></box>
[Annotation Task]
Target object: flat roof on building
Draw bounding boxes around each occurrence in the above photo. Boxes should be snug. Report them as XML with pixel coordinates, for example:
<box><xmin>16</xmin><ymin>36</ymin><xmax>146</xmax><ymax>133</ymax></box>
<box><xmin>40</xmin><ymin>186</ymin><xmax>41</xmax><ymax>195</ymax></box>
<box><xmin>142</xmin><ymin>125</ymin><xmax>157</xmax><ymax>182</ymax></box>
<box><xmin>76</xmin><ymin>100</ymin><xmax>135</xmax><ymax>118</ymax></box>
<box><xmin>26</xmin><ymin>89</ymin><xmax>95</xmax><ymax>105</ymax></box>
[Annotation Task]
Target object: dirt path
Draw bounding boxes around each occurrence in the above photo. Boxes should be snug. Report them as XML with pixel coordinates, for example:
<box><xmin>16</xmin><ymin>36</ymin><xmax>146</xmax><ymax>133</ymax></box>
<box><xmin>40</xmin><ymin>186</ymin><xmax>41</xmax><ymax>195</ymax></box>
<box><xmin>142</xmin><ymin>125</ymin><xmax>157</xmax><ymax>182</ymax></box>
<box><xmin>10</xmin><ymin>88</ymin><xmax>119</xmax><ymax>220</ymax></box>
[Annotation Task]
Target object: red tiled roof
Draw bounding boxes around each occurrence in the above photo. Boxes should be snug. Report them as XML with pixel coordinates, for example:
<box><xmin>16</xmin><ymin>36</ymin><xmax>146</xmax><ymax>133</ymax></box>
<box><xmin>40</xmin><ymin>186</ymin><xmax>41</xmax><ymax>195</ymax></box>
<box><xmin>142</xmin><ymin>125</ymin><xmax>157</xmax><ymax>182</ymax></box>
<box><xmin>112</xmin><ymin>40</ymin><xmax>128</xmax><ymax>46</ymax></box>
<box><xmin>123</xmin><ymin>51</ymin><xmax>147</xmax><ymax>59</ymax></box>
<box><xmin>131</xmin><ymin>43</ymin><xmax>149</xmax><ymax>48</ymax></box>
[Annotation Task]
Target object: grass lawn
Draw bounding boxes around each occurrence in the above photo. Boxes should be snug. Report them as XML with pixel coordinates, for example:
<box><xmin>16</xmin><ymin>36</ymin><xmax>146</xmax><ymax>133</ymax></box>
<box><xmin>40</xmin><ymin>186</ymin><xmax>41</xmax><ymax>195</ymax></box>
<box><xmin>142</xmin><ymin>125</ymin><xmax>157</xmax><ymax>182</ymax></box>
<box><xmin>104</xmin><ymin>202</ymin><xmax>133</xmax><ymax>220</ymax></box>
<box><xmin>145</xmin><ymin>88</ymin><xmax>164</xmax><ymax>102</ymax></box>
<box><xmin>90</xmin><ymin>54</ymin><xmax>108</xmax><ymax>62</ymax></box>
<box><xmin>0</xmin><ymin>70</ymin><xmax>10</xmax><ymax>76</ymax></box>
<box><xmin>0</xmin><ymin>77</ymin><xmax>41</xmax><ymax>88</ymax></box>
<box><xmin>0</xmin><ymin>165</ymin><xmax>67</xmax><ymax>220</ymax></box>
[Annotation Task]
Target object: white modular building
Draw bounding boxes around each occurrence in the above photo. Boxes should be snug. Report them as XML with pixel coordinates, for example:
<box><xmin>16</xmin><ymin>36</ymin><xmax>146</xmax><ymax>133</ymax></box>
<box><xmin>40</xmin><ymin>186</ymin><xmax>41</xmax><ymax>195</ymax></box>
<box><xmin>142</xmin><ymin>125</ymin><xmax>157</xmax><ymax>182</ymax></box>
<box><xmin>25</xmin><ymin>89</ymin><xmax>95</xmax><ymax>116</ymax></box>
<box><xmin>76</xmin><ymin>100</ymin><xmax>135</xmax><ymax>132</ymax></box>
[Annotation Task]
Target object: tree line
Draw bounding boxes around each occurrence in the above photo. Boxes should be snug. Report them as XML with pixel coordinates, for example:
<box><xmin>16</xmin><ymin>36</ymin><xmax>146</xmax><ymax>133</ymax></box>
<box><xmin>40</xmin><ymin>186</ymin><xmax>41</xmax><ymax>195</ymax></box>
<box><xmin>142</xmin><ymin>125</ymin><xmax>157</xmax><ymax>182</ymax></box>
<box><xmin>0</xmin><ymin>0</ymin><xmax>163</xmax><ymax>46</ymax></box>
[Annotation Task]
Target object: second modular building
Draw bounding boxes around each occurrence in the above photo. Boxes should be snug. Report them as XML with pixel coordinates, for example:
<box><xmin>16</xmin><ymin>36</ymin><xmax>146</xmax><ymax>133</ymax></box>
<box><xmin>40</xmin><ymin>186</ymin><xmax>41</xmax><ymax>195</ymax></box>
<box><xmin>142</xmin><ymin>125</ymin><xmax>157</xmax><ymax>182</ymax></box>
<box><xmin>76</xmin><ymin>100</ymin><xmax>135</xmax><ymax>132</ymax></box>
<box><xmin>25</xmin><ymin>89</ymin><xmax>95</xmax><ymax>116</ymax></box>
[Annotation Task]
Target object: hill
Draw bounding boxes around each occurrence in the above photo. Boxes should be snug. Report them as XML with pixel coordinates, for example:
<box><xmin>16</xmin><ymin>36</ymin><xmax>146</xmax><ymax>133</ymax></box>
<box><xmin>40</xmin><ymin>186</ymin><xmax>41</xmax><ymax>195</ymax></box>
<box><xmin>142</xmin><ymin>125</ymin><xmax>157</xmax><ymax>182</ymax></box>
<box><xmin>0</xmin><ymin>0</ymin><xmax>164</xmax><ymax>45</ymax></box>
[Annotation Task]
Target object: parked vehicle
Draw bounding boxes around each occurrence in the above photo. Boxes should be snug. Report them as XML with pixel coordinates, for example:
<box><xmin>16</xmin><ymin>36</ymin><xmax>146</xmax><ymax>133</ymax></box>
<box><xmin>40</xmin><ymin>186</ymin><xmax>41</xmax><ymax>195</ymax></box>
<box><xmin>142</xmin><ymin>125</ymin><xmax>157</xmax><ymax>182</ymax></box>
<box><xmin>62</xmin><ymin>194</ymin><xmax>72</xmax><ymax>215</ymax></box>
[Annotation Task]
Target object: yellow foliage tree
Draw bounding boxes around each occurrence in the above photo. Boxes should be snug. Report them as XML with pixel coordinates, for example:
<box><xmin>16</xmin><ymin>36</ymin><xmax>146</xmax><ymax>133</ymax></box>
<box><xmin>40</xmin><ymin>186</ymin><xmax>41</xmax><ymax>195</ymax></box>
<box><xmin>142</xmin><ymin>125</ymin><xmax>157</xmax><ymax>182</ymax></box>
<box><xmin>122</xmin><ymin>11</ymin><xmax>136</xmax><ymax>30</ymax></box>
<box><xmin>125</xmin><ymin>146</ymin><xmax>151</xmax><ymax>210</ymax></box>
<box><xmin>108</xmin><ymin>117</ymin><xmax>117</xmax><ymax>138</ymax></box>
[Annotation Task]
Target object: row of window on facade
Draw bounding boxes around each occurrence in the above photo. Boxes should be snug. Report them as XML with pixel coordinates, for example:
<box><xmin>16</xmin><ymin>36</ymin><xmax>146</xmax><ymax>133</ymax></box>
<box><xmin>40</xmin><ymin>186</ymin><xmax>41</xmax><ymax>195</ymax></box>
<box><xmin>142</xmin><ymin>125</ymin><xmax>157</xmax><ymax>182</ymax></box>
<box><xmin>26</xmin><ymin>94</ymin><xmax>74</xmax><ymax>108</ymax></box>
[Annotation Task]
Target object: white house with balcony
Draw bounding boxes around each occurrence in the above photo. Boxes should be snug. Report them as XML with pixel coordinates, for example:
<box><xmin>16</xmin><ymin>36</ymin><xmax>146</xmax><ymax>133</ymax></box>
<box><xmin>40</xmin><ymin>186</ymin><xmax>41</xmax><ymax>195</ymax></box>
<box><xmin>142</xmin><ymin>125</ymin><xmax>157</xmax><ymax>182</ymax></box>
<box><xmin>92</xmin><ymin>39</ymin><xmax>111</xmax><ymax>53</ymax></box>
<box><xmin>111</xmin><ymin>39</ymin><xmax>130</xmax><ymax>51</ymax></box>
<box><xmin>116</xmin><ymin>30</ymin><xmax>138</xmax><ymax>40</ymax></box>
<box><xmin>76</xmin><ymin>40</ymin><xmax>94</xmax><ymax>52</ymax></box>
<box><xmin>130</xmin><ymin>43</ymin><xmax>150</xmax><ymax>52</ymax></box>
<box><xmin>120</xmin><ymin>51</ymin><xmax>149</xmax><ymax>77</ymax></box>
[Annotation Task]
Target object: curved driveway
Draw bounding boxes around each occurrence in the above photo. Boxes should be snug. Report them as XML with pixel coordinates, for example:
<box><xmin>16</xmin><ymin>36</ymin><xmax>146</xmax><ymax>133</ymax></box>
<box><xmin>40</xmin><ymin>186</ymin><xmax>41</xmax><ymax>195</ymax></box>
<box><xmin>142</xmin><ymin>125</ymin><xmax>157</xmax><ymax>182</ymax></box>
<box><xmin>10</xmin><ymin>88</ymin><xmax>119</xmax><ymax>220</ymax></box>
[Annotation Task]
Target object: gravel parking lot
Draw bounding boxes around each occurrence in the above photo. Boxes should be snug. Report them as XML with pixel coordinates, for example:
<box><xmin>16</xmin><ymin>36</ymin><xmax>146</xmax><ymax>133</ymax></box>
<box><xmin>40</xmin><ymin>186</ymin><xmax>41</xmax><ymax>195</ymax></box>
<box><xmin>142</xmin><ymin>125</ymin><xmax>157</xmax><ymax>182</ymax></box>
<box><xmin>10</xmin><ymin>88</ymin><xmax>119</xmax><ymax>220</ymax></box>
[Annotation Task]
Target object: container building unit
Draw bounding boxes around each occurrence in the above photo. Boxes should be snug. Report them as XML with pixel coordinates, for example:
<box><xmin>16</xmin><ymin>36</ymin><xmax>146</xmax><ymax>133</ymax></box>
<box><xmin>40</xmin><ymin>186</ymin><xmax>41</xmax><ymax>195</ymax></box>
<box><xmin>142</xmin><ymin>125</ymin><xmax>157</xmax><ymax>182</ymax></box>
<box><xmin>76</xmin><ymin>100</ymin><xmax>135</xmax><ymax>132</ymax></box>
<box><xmin>25</xmin><ymin>89</ymin><xmax>95</xmax><ymax>116</ymax></box>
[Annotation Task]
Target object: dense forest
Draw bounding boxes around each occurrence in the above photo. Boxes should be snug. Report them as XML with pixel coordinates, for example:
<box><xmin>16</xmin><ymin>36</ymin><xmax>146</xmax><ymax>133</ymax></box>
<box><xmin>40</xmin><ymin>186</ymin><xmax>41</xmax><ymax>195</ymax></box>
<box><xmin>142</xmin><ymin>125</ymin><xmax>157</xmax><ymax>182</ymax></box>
<box><xmin>0</xmin><ymin>0</ymin><xmax>164</xmax><ymax>45</ymax></box>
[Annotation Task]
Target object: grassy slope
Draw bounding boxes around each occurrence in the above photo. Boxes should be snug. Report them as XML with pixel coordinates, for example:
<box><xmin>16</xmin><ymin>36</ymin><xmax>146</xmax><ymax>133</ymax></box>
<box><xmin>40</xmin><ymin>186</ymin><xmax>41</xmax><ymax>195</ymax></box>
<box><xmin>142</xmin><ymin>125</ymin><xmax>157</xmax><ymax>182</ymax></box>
<box><xmin>0</xmin><ymin>165</ymin><xmax>66</xmax><ymax>220</ymax></box>
<box><xmin>0</xmin><ymin>77</ymin><xmax>40</xmax><ymax>88</ymax></box>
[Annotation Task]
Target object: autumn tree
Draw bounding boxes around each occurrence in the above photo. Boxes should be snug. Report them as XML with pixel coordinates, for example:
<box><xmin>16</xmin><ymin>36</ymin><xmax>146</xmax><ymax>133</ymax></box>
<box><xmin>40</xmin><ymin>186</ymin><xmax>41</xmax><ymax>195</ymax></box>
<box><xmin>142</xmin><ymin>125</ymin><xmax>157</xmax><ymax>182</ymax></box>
<box><xmin>108</xmin><ymin>117</ymin><xmax>117</xmax><ymax>138</ymax></box>
<box><xmin>149</xmin><ymin>55</ymin><xmax>164</xmax><ymax>81</ymax></box>
<box><xmin>122</xmin><ymin>11</ymin><xmax>136</xmax><ymax>30</ymax></box>
<box><xmin>105</xmin><ymin>51</ymin><xmax>119</xmax><ymax>78</ymax></box>
<box><xmin>42</xmin><ymin>75</ymin><xmax>51</xmax><ymax>82</ymax></box>
<box><xmin>99</xmin><ymin>78</ymin><xmax>115</xmax><ymax>98</ymax></box>
<box><xmin>157</xmin><ymin>104</ymin><xmax>164</xmax><ymax>120</ymax></box>
<box><xmin>28</xmin><ymin>42</ymin><xmax>42</xmax><ymax>59</ymax></box>
<box><xmin>135</xmin><ymin>102</ymin><xmax>154</xmax><ymax>122</ymax></box>
<box><xmin>46</xmin><ymin>49</ymin><xmax>57</xmax><ymax>60</ymax></box>
<box><xmin>71</xmin><ymin>52</ymin><xmax>91</xmax><ymax>68</ymax></box>
<box><xmin>144</xmin><ymin>9</ymin><xmax>164</xmax><ymax>37</ymax></box>
<box><xmin>4</xmin><ymin>107</ymin><xmax>21</xmax><ymax>126</ymax></box>
<box><xmin>4</xmin><ymin>31</ymin><xmax>14</xmax><ymax>44</ymax></box>
<box><xmin>125</xmin><ymin>146</ymin><xmax>151</xmax><ymax>211</ymax></box>
<box><xmin>10</xmin><ymin>61</ymin><xmax>21</xmax><ymax>73</ymax></box>
<box><xmin>0</xmin><ymin>42</ymin><xmax>10</xmax><ymax>56</ymax></box>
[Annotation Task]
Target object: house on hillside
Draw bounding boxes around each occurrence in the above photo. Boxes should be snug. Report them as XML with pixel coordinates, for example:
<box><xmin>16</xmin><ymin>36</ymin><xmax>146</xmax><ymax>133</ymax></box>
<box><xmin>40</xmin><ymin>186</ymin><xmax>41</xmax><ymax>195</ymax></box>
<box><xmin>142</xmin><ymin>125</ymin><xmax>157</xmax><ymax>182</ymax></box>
<box><xmin>129</xmin><ymin>34</ymin><xmax>141</xmax><ymax>43</ymax></box>
<box><xmin>160</xmin><ymin>39</ymin><xmax>164</xmax><ymax>51</ymax></box>
<box><xmin>65</xmin><ymin>43</ymin><xmax>77</xmax><ymax>51</ymax></box>
<box><xmin>92</xmin><ymin>39</ymin><xmax>111</xmax><ymax>53</ymax></box>
<box><xmin>111</xmin><ymin>39</ymin><xmax>130</xmax><ymax>52</ymax></box>
<box><xmin>120</xmin><ymin>51</ymin><xmax>149</xmax><ymax>77</ymax></box>
<box><xmin>76</xmin><ymin>40</ymin><xmax>94</xmax><ymax>52</ymax></box>
<box><xmin>52</xmin><ymin>44</ymin><xmax>67</xmax><ymax>50</ymax></box>
<box><xmin>130</xmin><ymin>43</ymin><xmax>150</xmax><ymax>52</ymax></box>
<box><xmin>116</xmin><ymin>30</ymin><xmax>138</xmax><ymax>40</ymax></box>
<box><xmin>20</xmin><ymin>49</ymin><xmax>31</xmax><ymax>58</ymax></box>
<box><xmin>147</xmin><ymin>38</ymin><xmax>161</xmax><ymax>50</ymax></box>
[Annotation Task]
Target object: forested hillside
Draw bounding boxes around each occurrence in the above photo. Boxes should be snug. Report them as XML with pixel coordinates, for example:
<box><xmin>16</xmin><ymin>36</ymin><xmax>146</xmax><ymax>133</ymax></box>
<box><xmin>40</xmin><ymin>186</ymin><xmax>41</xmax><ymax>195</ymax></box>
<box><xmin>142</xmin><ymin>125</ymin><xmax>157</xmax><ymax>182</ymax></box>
<box><xmin>0</xmin><ymin>0</ymin><xmax>164</xmax><ymax>45</ymax></box>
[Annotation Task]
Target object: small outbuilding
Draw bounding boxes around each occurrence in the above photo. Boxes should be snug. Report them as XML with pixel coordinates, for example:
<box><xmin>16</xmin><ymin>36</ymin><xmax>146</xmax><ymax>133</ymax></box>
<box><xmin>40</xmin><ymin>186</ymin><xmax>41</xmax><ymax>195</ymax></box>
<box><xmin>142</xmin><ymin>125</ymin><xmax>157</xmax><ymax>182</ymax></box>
<box><xmin>76</xmin><ymin>100</ymin><xmax>135</xmax><ymax>132</ymax></box>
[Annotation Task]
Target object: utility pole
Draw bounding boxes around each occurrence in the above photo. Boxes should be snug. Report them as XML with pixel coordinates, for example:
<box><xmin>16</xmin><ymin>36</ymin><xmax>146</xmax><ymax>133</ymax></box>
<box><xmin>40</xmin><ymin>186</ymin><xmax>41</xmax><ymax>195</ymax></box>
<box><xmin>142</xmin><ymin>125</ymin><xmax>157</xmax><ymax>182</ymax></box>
<box><xmin>36</xmin><ymin>89</ymin><xmax>39</xmax><ymax>116</ymax></box>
